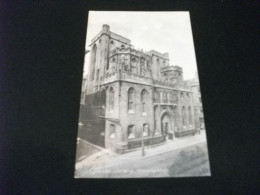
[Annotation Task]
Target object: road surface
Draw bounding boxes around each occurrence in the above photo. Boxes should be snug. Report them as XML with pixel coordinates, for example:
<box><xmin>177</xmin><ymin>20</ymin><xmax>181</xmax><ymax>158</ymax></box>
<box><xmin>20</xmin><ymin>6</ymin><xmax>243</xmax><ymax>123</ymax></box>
<box><xmin>76</xmin><ymin>142</ymin><xmax>210</xmax><ymax>178</ymax></box>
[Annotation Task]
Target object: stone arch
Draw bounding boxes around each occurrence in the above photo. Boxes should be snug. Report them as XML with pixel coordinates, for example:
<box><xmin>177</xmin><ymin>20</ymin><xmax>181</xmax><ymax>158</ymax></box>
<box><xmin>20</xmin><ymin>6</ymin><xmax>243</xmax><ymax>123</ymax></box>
<box><xmin>160</xmin><ymin>110</ymin><xmax>174</xmax><ymax>137</ymax></box>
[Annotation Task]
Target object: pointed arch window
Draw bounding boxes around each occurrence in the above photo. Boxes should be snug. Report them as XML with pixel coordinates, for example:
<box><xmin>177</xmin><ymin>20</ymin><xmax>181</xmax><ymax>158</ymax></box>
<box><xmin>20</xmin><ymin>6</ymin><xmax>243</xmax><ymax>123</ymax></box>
<box><xmin>91</xmin><ymin>44</ymin><xmax>97</xmax><ymax>81</ymax></box>
<box><xmin>128</xmin><ymin>88</ymin><xmax>135</xmax><ymax>112</ymax></box>
<box><xmin>141</xmin><ymin>89</ymin><xmax>147</xmax><ymax>113</ymax></box>
<box><xmin>109</xmin><ymin>87</ymin><xmax>114</xmax><ymax>111</ymax></box>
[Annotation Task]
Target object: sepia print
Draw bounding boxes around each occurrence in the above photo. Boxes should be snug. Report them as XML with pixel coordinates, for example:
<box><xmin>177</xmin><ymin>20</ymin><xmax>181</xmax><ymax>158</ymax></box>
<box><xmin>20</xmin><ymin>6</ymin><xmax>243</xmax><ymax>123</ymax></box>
<box><xmin>75</xmin><ymin>11</ymin><xmax>210</xmax><ymax>178</ymax></box>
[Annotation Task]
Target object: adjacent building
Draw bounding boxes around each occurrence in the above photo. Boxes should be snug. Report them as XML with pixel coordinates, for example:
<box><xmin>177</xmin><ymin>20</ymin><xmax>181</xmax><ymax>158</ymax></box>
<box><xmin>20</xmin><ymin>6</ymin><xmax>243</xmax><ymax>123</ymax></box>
<box><xmin>80</xmin><ymin>24</ymin><xmax>198</xmax><ymax>153</ymax></box>
<box><xmin>189</xmin><ymin>73</ymin><xmax>205</xmax><ymax>130</ymax></box>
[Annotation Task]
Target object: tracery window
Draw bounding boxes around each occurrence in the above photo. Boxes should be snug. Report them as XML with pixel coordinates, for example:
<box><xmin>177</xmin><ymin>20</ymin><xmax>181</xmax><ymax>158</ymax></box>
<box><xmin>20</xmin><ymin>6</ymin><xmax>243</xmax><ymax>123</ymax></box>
<box><xmin>128</xmin><ymin>88</ymin><xmax>135</xmax><ymax>112</ymax></box>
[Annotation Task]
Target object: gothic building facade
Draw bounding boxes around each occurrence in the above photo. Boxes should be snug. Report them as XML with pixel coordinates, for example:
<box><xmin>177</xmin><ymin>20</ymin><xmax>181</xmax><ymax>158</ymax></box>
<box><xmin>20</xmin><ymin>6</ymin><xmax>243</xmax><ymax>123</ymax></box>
<box><xmin>81</xmin><ymin>24</ymin><xmax>198</xmax><ymax>153</ymax></box>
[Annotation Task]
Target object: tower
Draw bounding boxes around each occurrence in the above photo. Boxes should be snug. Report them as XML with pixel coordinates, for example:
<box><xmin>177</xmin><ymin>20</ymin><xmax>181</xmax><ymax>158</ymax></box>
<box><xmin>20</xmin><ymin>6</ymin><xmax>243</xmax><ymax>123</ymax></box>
<box><xmin>87</xmin><ymin>24</ymin><xmax>111</xmax><ymax>94</ymax></box>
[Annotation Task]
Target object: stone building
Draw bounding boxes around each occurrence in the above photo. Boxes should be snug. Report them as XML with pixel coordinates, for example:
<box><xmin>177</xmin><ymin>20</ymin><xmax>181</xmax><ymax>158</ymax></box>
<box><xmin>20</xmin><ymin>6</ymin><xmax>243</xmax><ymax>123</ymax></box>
<box><xmin>80</xmin><ymin>24</ymin><xmax>198</xmax><ymax>153</ymax></box>
<box><xmin>189</xmin><ymin>73</ymin><xmax>205</xmax><ymax>130</ymax></box>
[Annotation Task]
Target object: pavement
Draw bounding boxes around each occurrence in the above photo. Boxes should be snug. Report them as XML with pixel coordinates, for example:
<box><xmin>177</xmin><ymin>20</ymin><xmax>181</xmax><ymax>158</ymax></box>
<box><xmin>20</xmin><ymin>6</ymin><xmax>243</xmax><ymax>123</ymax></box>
<box><xmin>75</xmin><ymin>130</ymin><xmax>208</xmax><ymax>172</ymax></box>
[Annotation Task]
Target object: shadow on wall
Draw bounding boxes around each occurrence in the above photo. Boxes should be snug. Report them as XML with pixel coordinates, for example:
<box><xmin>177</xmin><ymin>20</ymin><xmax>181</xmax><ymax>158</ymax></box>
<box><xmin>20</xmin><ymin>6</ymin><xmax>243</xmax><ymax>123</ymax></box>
<box><xmin>78</xmin><ymin>92</ymin><xmax>106</xmax><ymax>148</ymax></box>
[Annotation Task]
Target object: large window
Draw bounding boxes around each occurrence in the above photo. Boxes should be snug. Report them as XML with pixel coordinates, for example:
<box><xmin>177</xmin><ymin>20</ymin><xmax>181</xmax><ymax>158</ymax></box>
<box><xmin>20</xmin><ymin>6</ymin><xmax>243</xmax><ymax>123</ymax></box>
<box><xmin>182</xmin><ymin>106</ymin><xmax>186</xmax><ymax>127</ymax></box>
<box><xmin>128</xmin><ymin>88</ymin><xmax>135</xmax><ymax>112</ymax></box>
<box><xmin>141</xmin><ymin>89</ymin><xmax>147</xmax><ymax>113</ymax></box>
<box><xmin>91</xmin><ymin>44</ymin><xmax>97</xmax><ymax>81</ymax></box>
<box><xmin>128</xmin><ymin>125</ymin><xmax>135</xmax><ymax>139</ymax></box>
<box><xmin>109</xmin><ymin>87</ymin><xmax>114</xmax><ymax>111</ymax></box>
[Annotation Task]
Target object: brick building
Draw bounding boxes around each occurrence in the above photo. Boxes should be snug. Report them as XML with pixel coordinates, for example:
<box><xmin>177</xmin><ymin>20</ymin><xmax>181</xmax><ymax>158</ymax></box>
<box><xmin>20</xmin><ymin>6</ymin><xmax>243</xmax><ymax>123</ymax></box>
<box><xmin>80</xmin><ymin>24</ymin><xmax>198</xmax><ymax>153</ymax></box>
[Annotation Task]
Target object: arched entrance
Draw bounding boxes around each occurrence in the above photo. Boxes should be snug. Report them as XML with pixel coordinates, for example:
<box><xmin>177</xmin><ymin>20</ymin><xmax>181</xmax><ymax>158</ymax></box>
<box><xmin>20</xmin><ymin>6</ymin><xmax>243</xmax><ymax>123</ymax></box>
<box><xmin>161</xmin><ymin>111</ymin><xmax>174</xmax><ymax>140</ymax></box>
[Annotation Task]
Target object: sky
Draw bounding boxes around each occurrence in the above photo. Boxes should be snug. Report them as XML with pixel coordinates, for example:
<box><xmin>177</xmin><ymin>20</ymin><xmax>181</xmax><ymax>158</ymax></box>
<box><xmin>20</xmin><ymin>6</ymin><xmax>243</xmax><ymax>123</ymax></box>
<box><xmin>83</xmin><ymin>11</ymin><xmax>198</xmax><ymax>80</ymax></box>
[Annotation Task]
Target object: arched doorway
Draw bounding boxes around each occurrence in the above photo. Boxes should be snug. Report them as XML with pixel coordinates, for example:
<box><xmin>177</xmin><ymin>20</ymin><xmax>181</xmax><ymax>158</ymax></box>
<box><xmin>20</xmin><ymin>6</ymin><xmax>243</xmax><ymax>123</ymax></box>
<box><xmin>161</xmin><ymin>111</ymin><xmax>174</xmax><ymax>139</ymax></box>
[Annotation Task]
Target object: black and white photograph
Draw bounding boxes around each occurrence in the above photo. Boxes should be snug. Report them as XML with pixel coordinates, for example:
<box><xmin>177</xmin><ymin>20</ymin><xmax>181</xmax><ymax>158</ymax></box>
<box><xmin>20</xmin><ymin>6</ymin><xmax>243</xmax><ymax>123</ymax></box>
<box><xmin>3</xmin><ymin>1</ymin><xmax>258</xmax><ymax>193</ymax></box>
<box><xmin>74</xmin><ymin>11</ymin><xmax>211</xmax><ymax>178</ymax></box>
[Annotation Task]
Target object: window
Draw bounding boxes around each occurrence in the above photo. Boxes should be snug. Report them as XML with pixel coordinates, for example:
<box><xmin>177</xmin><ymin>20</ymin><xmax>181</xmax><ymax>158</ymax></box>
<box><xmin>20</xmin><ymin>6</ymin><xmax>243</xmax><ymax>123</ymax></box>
<box><xmin>182</xmin><ymin>106</ymin><xmax>186</xmax><ymax>127</ymax></box>
<box><xmin>99</xmin><ymin>39</ymin><xmax>102</xmax><ymax>43</ymax></box>
<box><xmin>128</xmin><ymin>125</ymin><xmax>135</xmax><ymax>139</ymax></box>
<box><xmin>163</xmin><ymin>91</ymin><xmax>167</xmax><ymax>102</ymax></box>
<box><xmin>91</xmin><ymin>44</ymin><xmax>97</xmax><ymax>81</ymax></box>
<box><xmin>154</xmin><ymin>90</ymin><xmax>160</xmax><ymax>102</ymax></box>
<box><xmin>121</xmin><ymin>45</ymin><xmax>125</xmax><ymax>48</ymax></box>
<box><xmin>143</xmin><ymin>123</ymin><xmax>149</xmax><ymax>137</ymax></box>
<box><xmin>188</xmin><ymin>106</ymin><xmax>192</xmax><ymax>125</ymax></box>
<box><xmin>110</xmin><ymin>40</ymin><xmax>114</xmax><ymax>44</ymax></box>
<box><xmin>186</xmin><ymin>93</ymin><xmax>189</xmax><ymax>99</ymax></box>
<box><xmin>109</xmin><ymin>124</ymin><xmax>115</xmax><ymax>139</ymax></box>
<box><xmin>180</xmin><ymin>92</ymin><xmax>184</xmax><ymax>99</ymax></box>
<box><xmin>109</xmin><ymin>87</ymin><xmax>114</xmax><ymax>111</ymax></box>
<box><xmin>141</xmin><ymin>89</ymin><xmax>147</xmax><ymax>113</ymax></box>
<box><xmin>124</xmin><ymin>64</ymin><xmax>128</xmax><ymax>71</ymax></box>
<box><xmin>128</xmin><ymin>88</ymin><xmax>135</xmax><ymax>112</ymax></box>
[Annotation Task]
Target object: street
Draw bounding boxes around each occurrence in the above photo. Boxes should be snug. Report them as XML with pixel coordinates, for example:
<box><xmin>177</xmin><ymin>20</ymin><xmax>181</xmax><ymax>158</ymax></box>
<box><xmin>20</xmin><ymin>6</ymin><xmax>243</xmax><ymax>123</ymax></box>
<box><xmin>75</xmin><ymin>142</ymin><xmax>210</xmax><ymax>178</ymax></box>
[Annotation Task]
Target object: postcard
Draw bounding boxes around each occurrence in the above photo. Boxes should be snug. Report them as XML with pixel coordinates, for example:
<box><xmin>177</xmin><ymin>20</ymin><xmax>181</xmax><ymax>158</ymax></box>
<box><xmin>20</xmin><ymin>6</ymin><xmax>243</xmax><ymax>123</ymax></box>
<box><xmin>74</xmin><ymin>11</ymin><xmax>210</xmax><ymax>178</ymax></box>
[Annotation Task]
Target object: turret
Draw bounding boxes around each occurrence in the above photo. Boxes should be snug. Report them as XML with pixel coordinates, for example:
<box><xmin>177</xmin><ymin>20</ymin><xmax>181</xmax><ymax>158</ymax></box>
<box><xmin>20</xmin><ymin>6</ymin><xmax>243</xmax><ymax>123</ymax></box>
<box><xmin>102</xmin><ymin>24</ymin><xmax>110</xmax><ymax>32</ymax></box>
